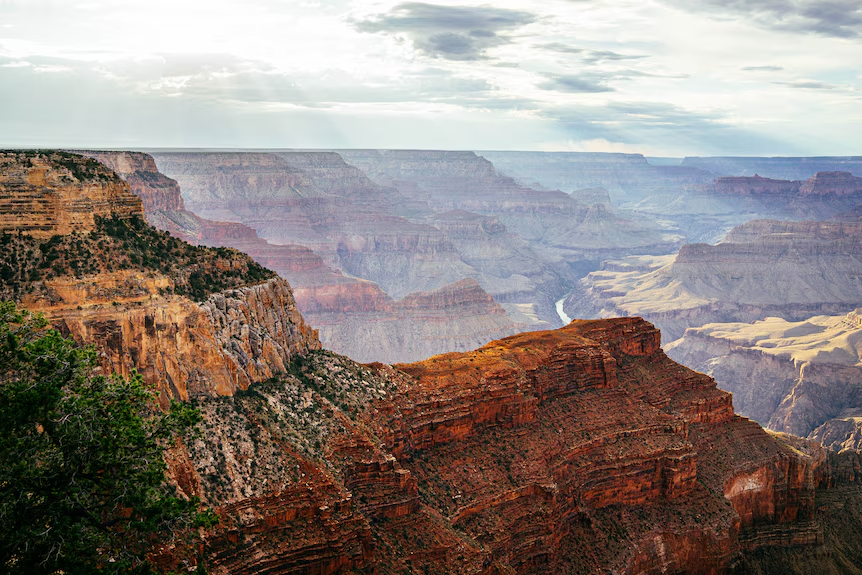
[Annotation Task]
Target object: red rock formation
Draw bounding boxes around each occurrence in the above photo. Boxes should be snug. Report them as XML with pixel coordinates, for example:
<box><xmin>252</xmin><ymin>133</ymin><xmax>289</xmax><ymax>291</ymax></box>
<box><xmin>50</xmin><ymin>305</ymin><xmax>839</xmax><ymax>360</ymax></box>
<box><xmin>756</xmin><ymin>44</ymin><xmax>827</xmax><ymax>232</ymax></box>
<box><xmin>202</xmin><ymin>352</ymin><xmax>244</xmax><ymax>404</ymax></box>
<box><xmin>81</xmin><ymin>151</ymin><xmax>526</xmax><ymax>364</ymax></box>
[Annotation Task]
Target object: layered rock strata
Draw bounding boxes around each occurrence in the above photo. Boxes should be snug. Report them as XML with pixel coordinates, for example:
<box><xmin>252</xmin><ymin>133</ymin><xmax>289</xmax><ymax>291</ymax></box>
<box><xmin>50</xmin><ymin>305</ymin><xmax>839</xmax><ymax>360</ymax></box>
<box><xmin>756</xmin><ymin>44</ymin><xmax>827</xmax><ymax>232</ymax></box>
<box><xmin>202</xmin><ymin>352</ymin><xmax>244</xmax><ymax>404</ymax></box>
<box><xmin>163</xmin><ymin>318</ymin><xmax>851</xmax><ymax>574</ymax></box>
<box><xmin>84</xmin><ymin>150</ymin><xmax>529</xmax><ymax>363</ymax></box>
<box><xmin>666</xmin><ymin>310</ymin><xmax>862</xmax><ymax>452</ymax></box>
<box><xmin>565</xmin><ymin>219</ymin><xmax>862</xmax><ymax>342</ymax></box>
<box><xmin>0</xmin><ymin>150</ymin><xmax>143</xmax><ymax>237</ymax></box>
<box><xmin>340</xmin><ymin>150</ymin><xmax>682</xmax><ymax>269</ymax></box>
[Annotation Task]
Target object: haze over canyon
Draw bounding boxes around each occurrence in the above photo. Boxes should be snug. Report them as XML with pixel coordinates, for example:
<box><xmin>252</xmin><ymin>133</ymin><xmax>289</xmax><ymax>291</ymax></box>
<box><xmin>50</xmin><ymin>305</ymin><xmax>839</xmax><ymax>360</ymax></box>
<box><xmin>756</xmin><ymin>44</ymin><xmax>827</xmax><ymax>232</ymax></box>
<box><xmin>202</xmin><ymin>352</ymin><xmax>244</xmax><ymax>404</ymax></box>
<box><xmin>2</xmin><ymin>147</ymin><xmax>862</xmax><ymax>574</ymax></box>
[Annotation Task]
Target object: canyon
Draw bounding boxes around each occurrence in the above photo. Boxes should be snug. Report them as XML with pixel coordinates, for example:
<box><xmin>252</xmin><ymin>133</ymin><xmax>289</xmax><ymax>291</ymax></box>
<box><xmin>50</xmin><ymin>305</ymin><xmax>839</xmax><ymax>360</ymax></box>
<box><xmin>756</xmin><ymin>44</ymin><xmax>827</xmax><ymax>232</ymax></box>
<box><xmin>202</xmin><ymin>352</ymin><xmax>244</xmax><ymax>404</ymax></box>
<box><xmin>564</xmin><ymin>219</ymin><xmax>862</xmax><ymax>343</ymax></box>
<box><xmin>3</xmin><ymin>151</ymin><xmax>862</xmax><ymax>574</ymax></box>
<box><xmin>666</xmin><ymin>309</ymin><xmax>862</xmax><ymax>453</ymax></box>
<box><xmin>80</xmin><ymin>151</ymin><xmax>529</xmax><ymax>363</ymax></box>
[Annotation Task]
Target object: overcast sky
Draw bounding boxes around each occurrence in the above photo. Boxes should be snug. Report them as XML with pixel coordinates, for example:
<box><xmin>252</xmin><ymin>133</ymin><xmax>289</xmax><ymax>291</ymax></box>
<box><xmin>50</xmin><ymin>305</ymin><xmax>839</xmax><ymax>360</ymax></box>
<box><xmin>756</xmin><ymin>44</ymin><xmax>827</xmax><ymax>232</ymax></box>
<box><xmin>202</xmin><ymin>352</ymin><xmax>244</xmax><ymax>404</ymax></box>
<box><xmin>1</xmin><ymin>0</ymin><xmax>860</xmax><ymax>155</ymax></box>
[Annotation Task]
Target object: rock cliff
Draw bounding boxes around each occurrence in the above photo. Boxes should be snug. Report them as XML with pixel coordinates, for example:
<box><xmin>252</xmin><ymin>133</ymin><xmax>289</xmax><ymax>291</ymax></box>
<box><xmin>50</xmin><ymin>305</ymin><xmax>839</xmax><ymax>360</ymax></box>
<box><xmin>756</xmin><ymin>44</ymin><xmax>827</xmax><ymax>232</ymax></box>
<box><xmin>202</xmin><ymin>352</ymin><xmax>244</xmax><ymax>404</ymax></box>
<box><xmin>172</xmin><ymin>318</ymin><xmax>854</xmax><ymax>574</ymax></box>
<box><xmin>666</xmin><ymin>310</ymin><xmax>862</xmax><ymax>452</ymax></box>
<box><xmin>0</xmin><ymin>150</ymin><xmax>143</xmax><ymax>237</ymax></box>
<box><xmin>565</xmin><ymin>219</ymin><xmax>862</xmax><ymax>342</ymax></box>
<box><xmin>0</xmin><ymin>151</ymin><xmax>320</xmax><ymax>400</ymax></box>
<box><xmin>81</xmin><ymin>150</ymin><xmax>531</xmax><ymax>364</ymax></box>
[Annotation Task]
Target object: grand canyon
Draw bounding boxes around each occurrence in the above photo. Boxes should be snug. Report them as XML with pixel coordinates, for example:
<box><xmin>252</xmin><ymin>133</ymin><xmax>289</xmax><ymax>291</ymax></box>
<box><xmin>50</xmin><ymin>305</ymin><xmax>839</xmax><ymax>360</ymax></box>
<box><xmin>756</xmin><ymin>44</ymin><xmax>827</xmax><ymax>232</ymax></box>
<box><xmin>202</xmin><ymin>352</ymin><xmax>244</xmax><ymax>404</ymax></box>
<box><xmin>2</xmin><ymin>148</ymin><xmax>862</xmax><ymax>574</ymax></box>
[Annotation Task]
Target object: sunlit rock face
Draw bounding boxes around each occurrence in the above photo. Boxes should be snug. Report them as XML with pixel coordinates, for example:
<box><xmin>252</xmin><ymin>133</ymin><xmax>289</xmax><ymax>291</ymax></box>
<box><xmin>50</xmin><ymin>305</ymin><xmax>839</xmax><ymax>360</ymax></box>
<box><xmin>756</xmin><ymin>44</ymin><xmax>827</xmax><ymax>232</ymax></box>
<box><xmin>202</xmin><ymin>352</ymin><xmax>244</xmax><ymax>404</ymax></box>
<box><xmin>171</xmin><ymin>317</ymin><xmax>849</xmax><ymax>574</ymax></box>
<box><xmin>565</xmin><ymin>219</ymin><xmax>862</xmax><ymax>343</ymax></box>
<box><xmin>0</xmin><ymin>151</ymin><xmax>143</xmax><ymax>237</ymax></box>
<box><xmin>666</xmin><ymin>309</ymin><xmax>862</xmax><ymax>452</ymax></box>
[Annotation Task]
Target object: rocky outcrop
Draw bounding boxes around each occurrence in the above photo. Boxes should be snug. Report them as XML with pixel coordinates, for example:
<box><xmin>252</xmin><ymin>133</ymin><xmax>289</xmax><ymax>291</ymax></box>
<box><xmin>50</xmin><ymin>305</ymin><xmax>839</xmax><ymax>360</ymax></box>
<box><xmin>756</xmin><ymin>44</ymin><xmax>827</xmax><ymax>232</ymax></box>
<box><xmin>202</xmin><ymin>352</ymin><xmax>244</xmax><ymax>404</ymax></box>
<box><xmin>24</xmin><ymin>274</ymin><xmax>319</xmax><ymax>400</ymax></box>
<box><xmin>713</xmin><ymin>171</ymin><xmax>862</xmax><ymax>201</ymax></box>
<box><xmin>152</xmin><ymin>317</ymin><xmax>847</xmax><ymax>574</ymax></box>
<box><xmin>565</xmin><ymin>219</ymin><xmax>862</xmax><ymax>342</ymax></box>
<box><xmin>666</xmin><ymin>310</ymin><xmax>862</xmax><ymax>452</ymax></box>
<box><xmin>714</xmin><ymin>174</ymin><xmax>799</xmax><ymax>196</ymax></box>
<box><xmin>0</xmin><ymin>151</ymin><xmax>143</xmax><ymax>237</ymax></box>
<box><xmin>800</xmin><ymin>171</ymin><xmax>862</xmax><ymax>197</ymax></box>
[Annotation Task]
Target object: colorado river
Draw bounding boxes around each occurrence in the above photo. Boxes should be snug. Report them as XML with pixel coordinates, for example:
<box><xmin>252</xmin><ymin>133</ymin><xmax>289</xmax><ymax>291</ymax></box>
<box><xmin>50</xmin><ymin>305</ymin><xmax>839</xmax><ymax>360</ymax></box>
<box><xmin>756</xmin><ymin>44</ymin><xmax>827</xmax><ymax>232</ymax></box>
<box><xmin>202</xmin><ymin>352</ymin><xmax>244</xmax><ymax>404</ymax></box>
<box><xmin>556</xmin><ymin>296</ymin><xmax>572</xmax><ymax>325</ymax></box>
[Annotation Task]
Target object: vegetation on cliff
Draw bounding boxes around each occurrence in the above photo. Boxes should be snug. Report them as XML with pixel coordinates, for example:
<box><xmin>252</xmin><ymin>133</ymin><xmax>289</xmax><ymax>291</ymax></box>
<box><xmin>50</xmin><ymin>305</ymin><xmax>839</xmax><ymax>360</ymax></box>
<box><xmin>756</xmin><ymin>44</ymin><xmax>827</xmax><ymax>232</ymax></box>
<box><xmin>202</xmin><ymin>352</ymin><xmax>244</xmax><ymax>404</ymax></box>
<box><xmin>0</xmin><ymin>301</ymin><xmax>217</xmax><ymax>574</ymax></box>
<box><xmin>0</xmin><ymin>215</ymin><xmax>276</xmax><ymax>302</ymax></box>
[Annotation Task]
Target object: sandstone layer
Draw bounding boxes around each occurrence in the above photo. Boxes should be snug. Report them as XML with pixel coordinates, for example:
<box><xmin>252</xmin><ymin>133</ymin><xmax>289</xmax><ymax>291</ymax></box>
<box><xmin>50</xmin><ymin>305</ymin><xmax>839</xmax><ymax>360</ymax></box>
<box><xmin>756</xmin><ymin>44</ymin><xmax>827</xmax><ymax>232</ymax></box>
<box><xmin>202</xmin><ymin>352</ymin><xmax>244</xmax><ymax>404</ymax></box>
<box><xmin>0</xmin><ymin>150</ymin><xmax>143</xmax><ymax>237</ymax></box>
<box><xmin>666</xmin><ymin>310</ymin><xmax>862</xmax><ymax>452</ymax></box>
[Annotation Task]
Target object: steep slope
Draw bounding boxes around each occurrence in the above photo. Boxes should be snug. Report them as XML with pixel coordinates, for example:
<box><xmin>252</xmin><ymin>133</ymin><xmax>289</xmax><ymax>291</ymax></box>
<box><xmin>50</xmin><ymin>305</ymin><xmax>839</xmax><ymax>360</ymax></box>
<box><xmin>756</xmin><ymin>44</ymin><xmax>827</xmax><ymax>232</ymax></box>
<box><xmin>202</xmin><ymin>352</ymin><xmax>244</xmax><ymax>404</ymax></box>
<box><xmin>174</xmin><ymin>317</ymin><xmax>860</xmax><ymax>573</ymax></box>
<box><xmin>666</xmin><ymin>310</ymin><xmax>862</xmax><ymax>452</ymax></box>
<box><xmin>152</xmin><ymin>150</ymin><xmax>566</xmax><ymax>327</ymax></box>
<box><xmin>0</xmin><ymin>151</ymin><xmax>319</xmax><ymax>403</ymax></box>
<box><xmin>565</xmin><ymin>219</ymin><xmax>862</xmax><ymax>342</ymax></box>
<box><xmin>83</xmin><ymin>150</ymin><xmax>530</xmax><ymax>363</ymax></box>
<box><xmin>152</xmin><ymin>151</ymin><xmax>477</xmax><ymax>297</ymax></box>
<box><xmin>340</xmin><ymin>149</ymin><xmax>682</xmax><ymax>270</ymax></box>
<box><xmin>3</xmin><ymin>154</ymin><xmax>861</xmax><ymax>572</ymax></box>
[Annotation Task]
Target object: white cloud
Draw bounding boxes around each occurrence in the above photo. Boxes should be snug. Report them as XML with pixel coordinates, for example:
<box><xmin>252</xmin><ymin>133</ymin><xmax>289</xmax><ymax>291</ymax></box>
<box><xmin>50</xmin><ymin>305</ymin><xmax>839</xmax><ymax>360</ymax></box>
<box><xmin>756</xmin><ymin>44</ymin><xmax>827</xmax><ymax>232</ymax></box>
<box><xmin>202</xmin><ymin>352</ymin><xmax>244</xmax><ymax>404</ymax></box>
<box><xmin>0</xmin><ymin>0</ymin><xmax>859</xmax><ymax>154</ymax></box>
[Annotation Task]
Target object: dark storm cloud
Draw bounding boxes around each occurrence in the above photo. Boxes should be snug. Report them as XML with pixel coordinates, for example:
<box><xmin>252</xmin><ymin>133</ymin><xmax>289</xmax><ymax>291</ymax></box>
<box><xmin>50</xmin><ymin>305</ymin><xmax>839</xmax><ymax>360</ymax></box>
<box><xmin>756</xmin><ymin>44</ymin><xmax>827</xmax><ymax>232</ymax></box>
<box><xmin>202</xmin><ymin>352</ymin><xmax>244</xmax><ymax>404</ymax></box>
<box><xmin>663</xmin><ymin>0</ymin><xmax>862</xmax><ymax>38</ymax></box>
<box><xmin>538</xmin><ymin>74</ymin><xmax>614</xmax><ymax>93</ymax></box>
<box><xmin>355</xmin><ymin>2</ymin><xmax>538</xmax><ymax>60</ymax></box>
<box><xmin>742</xmin><ymin>65</ymin><xmax>785</xmax><ymax>71</ymax></box>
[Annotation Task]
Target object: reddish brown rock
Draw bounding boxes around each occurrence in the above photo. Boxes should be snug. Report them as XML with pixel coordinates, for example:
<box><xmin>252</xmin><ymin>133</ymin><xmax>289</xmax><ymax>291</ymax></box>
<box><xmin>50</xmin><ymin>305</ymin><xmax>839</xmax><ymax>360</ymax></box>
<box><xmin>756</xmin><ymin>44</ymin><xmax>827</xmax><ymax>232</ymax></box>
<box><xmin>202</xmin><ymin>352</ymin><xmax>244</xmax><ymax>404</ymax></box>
<box><xmin>0</xmin><ymin>151</ymin><xmax>143</xmax><ymax>237</ymax></box>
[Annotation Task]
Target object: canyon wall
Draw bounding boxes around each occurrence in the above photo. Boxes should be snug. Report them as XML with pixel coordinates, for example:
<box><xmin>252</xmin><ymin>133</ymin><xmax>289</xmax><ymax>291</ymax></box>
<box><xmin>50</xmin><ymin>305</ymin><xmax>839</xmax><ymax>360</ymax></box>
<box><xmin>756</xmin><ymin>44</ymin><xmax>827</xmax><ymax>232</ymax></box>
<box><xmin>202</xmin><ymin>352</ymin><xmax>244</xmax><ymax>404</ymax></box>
<box><xmin>0</xmin><ymin>150</ymin><xmax>143</xmax><ymax>237</ymax></box>
<box><xmin>565</xmin><ymin>219</ymin><xmax>862</xmax><ymax>343</ymax></box>
<box><xmin>81</xmin><ymin>150</ymin><xmax>532</xmax><ymax>363</ymax></box>
<box><xmin>7</xmin><ymin>150</ymin><xmax>862</xmax><ymax>574</ymax></box>
<box><xmin>170</xmin><ymin>317</ymin><xmax>851</xmax><ymax>574</ymax></box>
<box><xmin>666</xmin><ymin>310</ymin><xmax>862</xmax><ymax>453</ymax></box>
<box><xmin>682</xmin><ymin>156</ymin><xmax>862</xmax><ymax>181</ymax></box>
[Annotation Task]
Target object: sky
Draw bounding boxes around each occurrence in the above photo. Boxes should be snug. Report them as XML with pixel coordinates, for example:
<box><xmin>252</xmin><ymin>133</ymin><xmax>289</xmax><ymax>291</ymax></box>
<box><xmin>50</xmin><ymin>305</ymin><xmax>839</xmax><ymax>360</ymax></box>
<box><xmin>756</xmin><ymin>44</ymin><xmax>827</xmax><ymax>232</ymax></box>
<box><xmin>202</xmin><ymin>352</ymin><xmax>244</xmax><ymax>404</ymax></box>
<box><xmin>0</xmin><ymin>0</ymin><xmax>860</xmax><ymax>156</ymax></box>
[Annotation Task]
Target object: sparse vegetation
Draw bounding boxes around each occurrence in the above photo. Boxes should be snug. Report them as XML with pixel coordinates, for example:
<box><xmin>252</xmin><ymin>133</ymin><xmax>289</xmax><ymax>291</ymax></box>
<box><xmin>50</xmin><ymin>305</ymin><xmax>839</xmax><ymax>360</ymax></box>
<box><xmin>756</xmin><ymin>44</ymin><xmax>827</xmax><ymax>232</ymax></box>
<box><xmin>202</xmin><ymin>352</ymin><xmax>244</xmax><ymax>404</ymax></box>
<box><xmin>0</xmin><ymin>215</ymin><xmax>276</xmax><ymax>302</ymax></box>
<box><xmin>0</xmin><ymin>301</ymin><xmax>217</xmax><ymax>574</ymax></box>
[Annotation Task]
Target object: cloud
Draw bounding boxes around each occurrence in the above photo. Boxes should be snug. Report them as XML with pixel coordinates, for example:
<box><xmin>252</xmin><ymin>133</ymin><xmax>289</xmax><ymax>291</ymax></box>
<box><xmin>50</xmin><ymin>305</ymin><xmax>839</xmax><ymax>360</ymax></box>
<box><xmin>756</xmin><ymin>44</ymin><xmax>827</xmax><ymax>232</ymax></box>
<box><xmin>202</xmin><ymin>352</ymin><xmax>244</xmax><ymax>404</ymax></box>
<box><xmin>742</xmin><ymin>65</ymin><xmax>784</xmax><ymax>71</ymax></box>
<box><xmin>539</xmin><ymin>100</ymin><xmax>798</xmax><ymax>155</ymax></box>
<box><xmin>355</xmin><ymin>2</ymin><xmax>538</xmax><ymax>60</ymax></box>
<box><xmin>539</xmin><ymin>42</ymin><xmax>585</xmax><ymax>54</ymax></box>
<box><xmin>662</xmin><ymin>0</ymin><xmax>862</xmax><ymax>38</ymax></box>
<box><xmin>773</xmin><ymin>79</ymin><xmax>836</xmax><ymax>89</ymax></box>
<box><xmin>581</xmin><ymin>50</ymin><xmax>647</xmax><ymax>64</ymax></box>
<box><xmin>538</xmin><ymin>74</ymin><xmax>615</xmax><ymax>93</ymax></box>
